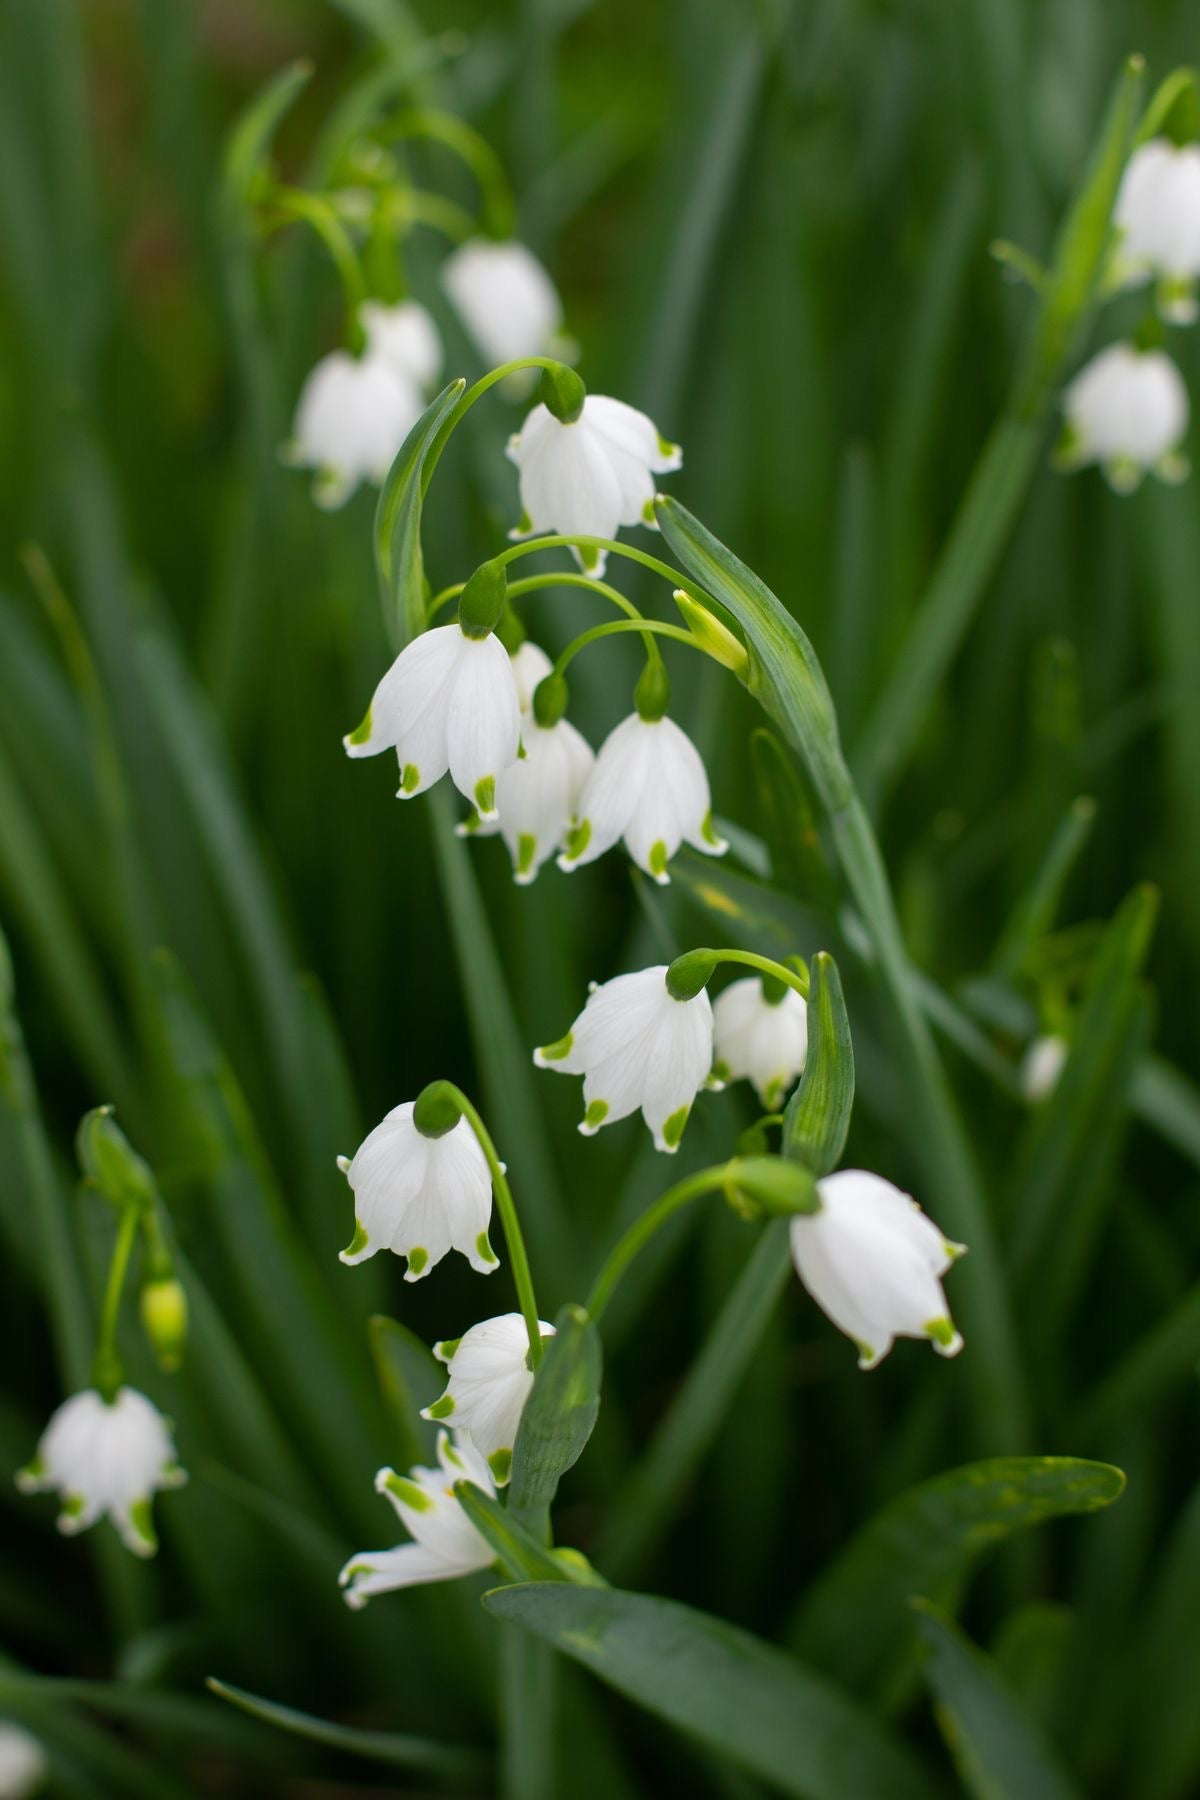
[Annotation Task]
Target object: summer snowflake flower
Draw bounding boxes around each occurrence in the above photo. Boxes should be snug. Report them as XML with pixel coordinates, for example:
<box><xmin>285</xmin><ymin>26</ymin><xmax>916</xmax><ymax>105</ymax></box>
<box><xmin>360</xmin><ymin>299</ymin><xmax>442</xmax><ymax>389</ymax></box>
<box><xmin>506</xmin><ymin>396</ymin><xmax>682</xmax><ymax>576</ymax></box>
<box><xmin>0</xmin><ymin>1724</ymin><xmax>46</xmax><ymax>1800</ymax></box>
<box><xmin>442</xmin><ymin>239</ymin><xmax>563</xmax><ymax>367</ymax></box>
<box><xmin>496</xmin><ymin>714</ymin><xmax>595</xmax><ymax>884</ymax></box>
<box><xmin>1020</xmin><ymin>1033</ymin><xmax>1069</xmax><ymax>1103</ymax></box>
<box><xmin>558</xmin><ymin>712</ymin><xmax>726</xmax><ymax>883</ymax></box>
<box><xmin>17</xmin><ymin>1387</ymin><xmax>186</xmax><ymax>1557</ymax></box>
<box><xmin>509</xmin><ymin>640</ymin><xmax>555</xmax><ymax>712</ymax></box>
<box><xmin>1059</xmin><ymin>343</ymin><xmax>1189</xmax><ymax>494</ymax></box>
<box><xmin>338</xmin><ymin>1101</ymin><xmax>498</xmax><ymax>1281</ymax></box>
<box><xmin>422</xmin><ymin>1313</ymin><xmax>556</xmax><ymax>1483</ymax></box>
<box><xmin>339</xmin><ymin>1430</ymin><xmax>496</xmax><ymax>1607</ymax></box>
<box><xmin>535</xmin><ymin>964</ymin><xmax>715</xmax><ymax>1151</ymax></box>
<box><xmin>713</xmin><ymin>977</ymin><xmax>808</xmax><ymax>1109</ymax></box>
<box><xmin>1114</xmin><ymin>138</ymin><xmax>1200</xmax><ymax>322</ymax></box>
<box><xmin>344</xmin><ymin>623</ymin><xmax>521</xmax><ymax>819</ymax></box>
<box><xmin>788</xmin><ymin>1170</ymin><xmax>966</xmax><ymax>1370</ymax></box>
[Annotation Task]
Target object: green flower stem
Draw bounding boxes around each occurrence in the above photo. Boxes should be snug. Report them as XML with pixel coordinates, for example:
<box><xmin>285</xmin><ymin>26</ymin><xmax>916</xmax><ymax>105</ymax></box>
<box><xmin>553</xmin><ymin>617</ymin><xmax>705</xmax><ymax>677</ymax></box>
<box><xmin>375</xmin><ymin>106</ymin><xmax>515</xmax><ymax>237</ymax></box>
<box><xmin>426</xmin><ymin>570</ymin><xmax>647</xmax><ymax>627</ymax></box>
<box><xmin>263</xmin><ymin>184</ymin><xmax>367</xmax><ymax>342</ymax></box>
<box><xmin>704</xmin><ymin>948</ymin><xmax>809</xmax><ymax>1001</ymax></box>
<box><xmin>91</xmin><ymin>1201</ymin><xmax>141</xmax><ymax>1399</ymax></box>
<box><xmin>395</xmin><ymin>188</ymin><xmax>477</xmax><ymax>244</ymax></box>
<box><xmin>497</xmin><ymin>533</ymin><xmax>702</xmax><ymax>596</ymax></box>
<box><xmin>442</xmin><ymin>1085</ymin><xmax>544</xmax><ymax>1366</ymax></box>
<box><xmin>586</xmin><ymin>1167</ymin><xmax>738</xmax><ymax>1324</ymax></box>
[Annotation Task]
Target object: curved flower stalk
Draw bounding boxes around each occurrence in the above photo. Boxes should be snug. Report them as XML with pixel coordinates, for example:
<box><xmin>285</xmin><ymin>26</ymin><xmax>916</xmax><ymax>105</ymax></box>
<box><xmin>337</xmin><ymin>1101</ymin><xmax>498</xmax><ymax>1280</ymax></box>
<box><xmin>17</xmin><ymin>1387</ymin><xmax>187</xmax><ymax>1557</ymax></box>
<box><xmin>339</xmin><ymin>1431</ymin><xmax>496</xmax><ymax>1607</ymax></box>
<box><xmin>1114</xmin><ymin>136</ymin><xmax>1200</xmax><ymax>322</ymax></box>
<box><xmin>1058</xmin><ymin>342</ymin><xmax>1189</xmax><ymax>492</ymax></box>
<box><xmin>713</xmin><ymin>976</ymin><xmax>808</xmax><ymax>1109</ymax></box>
<box><xmin>422</xmin><ymin>1313</ymin><xmax>557</xmax><ymax>1483</ymax></box>
<box><xmin>442</xmin><ymin>238</ymin><xmax>564</xmax><ymax>368</ymax></box>
<box><xmin>788</xmin><ymin>1171</ymin><xmax>966</xmax><ymax>1369</ymax></box>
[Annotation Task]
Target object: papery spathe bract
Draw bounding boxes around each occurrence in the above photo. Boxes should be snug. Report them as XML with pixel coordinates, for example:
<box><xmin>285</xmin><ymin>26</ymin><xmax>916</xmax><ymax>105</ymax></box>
<box><xmin>422</xmin><ymin>1312</ymin><xmax>556</xmax><ymax>1483</ymax></box>
<box><xmin>535</xmin><ymin>964</ymin><xmax>715</xmax><ymax>1151</ymax></box>
<box><xmin>344</xmin><ymin>623</ymin><xmax>521</xmax><ymax>819</ymax></box>
<box><xmin>713</xmin><ymin>977</ymin><xmax>808</xmax><ymax>1109</ymax></box>
<box><xmin>1114</xmin><ymin>137</ymin><xmax>1200</xmax><ymax>322</ymax></box>
<box><xmin>360</xmin><ymin>298</ymin><xmax>443</xmax><ymax>388</ymax></box>
<box><xmin>1059</xmin><ymin>342</ymin><xmax>1189</xmax><ymax>493</ymax></box>
<box><xmin>558</xmin><ymin>712</ymin><xmax>726</xmax><ymax>884</ymax></box>
<box><xmin>338</xmin><ymin>1101</ymin><xmax>498</xmax><ymax>1281</ymax></box>
<box><xmin>442</xmin><ymin>238</ymin><xmax>563</xmax><ymax>367</ymax></box>
<box><xmin>788</xmin><ymin>1170</ymin><xmax>966</xmax><ymax>1370</ymax></box>
<box><xmin>0</xmin><ymin>1724</ymin><xmax>46</xmax><ymax>1800</ymax></box>
<box><xmin>283</xmin><ymin>349</ymin><xmax>424</xmax><ymax>508</ymax></box>
<box><xmin>16</xmin><ymin>1387</ymin><xmax>186</xmax><ymax>1557</ymax></box>
<box><xmin>507</xmin><ymin>396</ymin><xmax>682</xmax><ymax>576</ymax></box>
<box><xmin>339</xmin><ymin>1430</ymin><xmax>496</xmax><ymax>1608</ymax></box>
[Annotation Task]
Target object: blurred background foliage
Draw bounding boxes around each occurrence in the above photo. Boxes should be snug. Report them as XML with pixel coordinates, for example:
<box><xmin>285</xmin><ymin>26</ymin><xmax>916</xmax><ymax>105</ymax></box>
<box><xmin>1</xmin><ymin>0</ymin><xmax>1199</xmax><ymax>1794</ymax></box>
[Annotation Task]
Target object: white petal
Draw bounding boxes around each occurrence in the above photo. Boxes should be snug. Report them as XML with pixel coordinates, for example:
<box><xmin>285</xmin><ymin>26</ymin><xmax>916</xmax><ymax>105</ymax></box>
<box><xmin>361</xmin><ymin>300</ymin><xmax>442</xmax><ymax>388</ymax></box>
<box><xmin>445</xmin><ymin>635</ymin><xmax>522</xmax><ymax>816</ymax></box>
<box><xmin>343</xmin><ymin>625</ymin><xmax>463</xmax><ymax>774</ymax></box>
<box><xmin>508</xmin><ymin>640</ymin><xmax>555</xmax><ymax>713</ymax></box>
<box><xmin>560</xmin><ymin>714</ymin><xmax>650</xmax><ymax>871</ymax></box>
<box><xmin>498</xmin><ymin>719</ymin><xmax>595</xmax><ymax>882</ymax></box>
<box><xmin>441</xmin><ymin>239</ymin><xmax>563</xmax><ymax>366</ymax></box>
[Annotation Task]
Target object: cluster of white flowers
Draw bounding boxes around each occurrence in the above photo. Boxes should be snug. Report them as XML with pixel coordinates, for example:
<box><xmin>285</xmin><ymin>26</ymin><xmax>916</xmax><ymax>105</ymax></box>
<box><xmin>1061</xmin><ymin>135</ymin><xmax>1200</xmax><ymax>493</ymax></box>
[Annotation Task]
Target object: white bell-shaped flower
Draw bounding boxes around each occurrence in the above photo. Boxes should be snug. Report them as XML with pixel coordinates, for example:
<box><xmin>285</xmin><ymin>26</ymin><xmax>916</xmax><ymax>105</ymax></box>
<box><xmin>535</xmin><ymin>964</ymin><xmax>714</xmax><ymax>1151</ymax></box>
<box><xmin>713</xmin><ymin>977</ymin><xmax>808</xmax><ymax>1109</ymax></box>
<box><xmin>339</xmin><ymin>1430</ymin><xmax>496</xmax><ymax>1608</ymax></box>
<box><xmin>338</xmin><ymin>1102</ymin><xmax>498</xmax><ymax>1281</ymax></box>
<box><xmin>1114</xmin><ymin>138</ymin><xmax>1200</xmax><ymax>322</ymax></box>
<box><xmin>344</xmin><ymin>623</ymin><xmax>521</xmax><ymax>820</ymax></box>
<box><xmin>284</xmin><ymin>348</ymin><xmax>424</xmax><ymax>508</ymax></box>
<box><xmin>442</xmin><ymin>238</ymin><xmax>563</xmax><ymax>368</ymax></box>
<box><xmin>422</xmin><ymin>1313</ymin><xmax>556</xmax><ymax>1483</ymax></box>
<box><xmin>509</xmin><ymin>640</ymin><xmax>555</xmax><ymax>713</ymax></box>
<box><xmin>495</xmin><ymin>716</ymin><xmax>595</xmax><ymax>884</ymax></box>
<box><xmin>1020</xmin><ymin>1033</ymin><xmax>1069</xmax><ymax>1104</ymax></box>
<box><xmin>16</xmin><ymin>1387</ymin><xmax>186</xmax><ymax>1557</ymax></box>
<box><xmin>558</xmin><ymin>712</ymin><xmax>726</xmax><ymax>883</ymax></box>
<box><xmin>360</xmin><ymin>298</ymin><xmax>442</xmax><ymax>388</ymax></box>
<box><xmin>507</xmin><ymin>396</ymin><xmax>682</xmax><ymax>576</ymax></box>
<box><xmin>0</xmin><ymin>1725</ymin><xmax>46</xmax><ymax>1800</ymax></box>
<box><xmin>788</xmin><ymin>1170</ymin><xmax>966</xmax><ymax>1370</ymax></box>
<box><xmin>1060</xmin><ymin>343</ymin><xmax>1189</xmax><ymax>494</ymax></box>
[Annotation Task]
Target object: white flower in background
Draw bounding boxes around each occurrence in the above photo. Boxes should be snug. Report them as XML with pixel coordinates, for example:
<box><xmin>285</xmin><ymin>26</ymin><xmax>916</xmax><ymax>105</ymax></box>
<box><xmin>360</xmin><ymin>298</ymin><xmax>443</xmax><ymax>388</ymax></box>
<box><xmin>558</xmin><ymin>712</ymin><xmax>726</xmax><ymax>883</ymax></box>
<box><xmin>713</xmin><ymin>978</ymin><xmax>808</xmax><ymax>1109</ymax></box>
<box><xmin>16</xmin><ymin>1388</ymin><xmax>186</xmax><ymax>1557</ymax></box>
<box><xmin>1020</xmin><ymin>1033</ymin><xmax>1069</xmax><ymax>1104</ymax></box>
<box><xmin>1059</xmin><ymin>343</ymin><xmax>1189</xmax><ymax>494</ymax></box>
<box><xmin>509</xmin><ymin>640</ymin><xmax>555</xmax><ymax>712</ymax></box>
<box><xmin>507</xmin><ymin>397</ymin><xmax>682</xmax><ymax>576</ymax></box>
<box><xmin>344</xmin><ymin>623</ymin><xmax>520</xmax><ymax>819</ymax></box>
<box><xmin>338</xmin><ymin>1102</ymin><xmax>498</xmax><ymax>1281</ymax></box>
<box><xmin>788</xmin><ymin>1170</ymin><xmax>966</xmax><ymax>1370</ymax></box>
<box><xmin>339</xmin><ymin>1430</ymin><xmax>495</xmax><ymax>1608</ymax></box>
<box><xmin>422</xmin><ymin>1313</ymin><xmax>556</xmax><ymax>1483</ymax></box>
<box><xmin>0</xmin><ymin>1725</ymin><xmax>46</xmax><ymax>1800</ymax></box>
<box><xmin>284</xmin><ymin>349</ymin><xmax>424</xmax><ymax>508</ymax></box>
<box><xmin>442</xmin><ymin>238</ymin><xmax>563</xmax><ymax>367</ymax></box>
<box><xmin>1114</xmin><ymin>138</ymin><xmax>1200</xmax><ymax>322</ymax></box>
<box><xmin>535</xmin><ymin>965</ymin><xmax>715</xmax><ymax>1151</ymax></box>
<box><xmin>493</xmin><ymin>715</ymin><xmax>595</xmax><ymax>883</ymax></box>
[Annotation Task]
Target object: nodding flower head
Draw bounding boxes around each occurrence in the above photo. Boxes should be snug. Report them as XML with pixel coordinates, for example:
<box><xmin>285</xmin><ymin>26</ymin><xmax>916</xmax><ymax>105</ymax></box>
<box><xmin>338</xmin><ymin>1101</ymin><xmax>499</xmax><ymax>1281</ymax></box>
<box><xmin>338</xmin><ymin>1430</ymin><xmax>496</xmax><ymax>1608</ymax></box>
<box><xmin>442</xmin><ymin>238</ymin><xmax>564</xmax><ymax>369</ymax></box>
<box><xmin>1059</xmin><ymin>343</ymin><xmax>1189</xmax><ymax>494</ymax></box>
<box><xmin>422</xmin><ymin>1312</ymin><xmax>556</xmax><ymax>1484</ymax></box>
<box><xmin>557</xmin><ymin>711</ymin><xmax>726</xmax><ymax>885</ymax></box>
<box><xmin>17</xmin><ymin>1387</ymin><xmax>187</xmax><ymax>1557</ymax></box>
<box><xmin>713</xmin><ymin>976</ymin><xmax>808</xmax><ymax>1109</ymax></box>
<box><xmin>1115</xmin><ymin>137</ymin><xmax>1200</xmax><ymax>322</ymax></box>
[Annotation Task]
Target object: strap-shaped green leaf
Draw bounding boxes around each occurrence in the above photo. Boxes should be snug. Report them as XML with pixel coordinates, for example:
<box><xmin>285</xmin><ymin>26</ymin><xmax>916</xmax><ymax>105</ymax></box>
<box><xmin>783</xmin><ymin>951</ymin><xmax>854</xmax><ymax>1177</ymax></box>
<box><xmin>509</xmin><ymin>1303</ymin><xmax>601</xmax><ymax>1520</ymax></box>
<box><xmin>750</xmin><ymin>727</ymin><xmax>839</xmax><ymax>910</ymax></box>
<box><xmin>368</xmin><ymin>1315</ymin><xmax>441</xmax><ymax>1470</ymax></box>
<box><xmin>788</xmin><ymin>1456</ymin><xmax>1125</xmax><ymax>1698</ymax></box>
<box><xmin>374</xmin><ymin>381</ymin><xmax>466</xmax><ymax>648</ymax></box>
<box><xmin>912</xmin><ymin>1600</ymin><xmax>1081</xmax><ymax>1800</ymax></box>
<box><xmin>454</xmin><ymin>1483</ymin><xmax>604</xmax><ymax>1590</ymax></box>
<box><xmin>483</xmin><ymin>1581</ymin><xmax>930</xmax><ymax>1800</ymax></box>
<box><xmin>221</xmin><ymin>61</ymin><xmax>312</xmax><ymax>205</ymax></box>
<box><xmin>207</xmin><ymin>1677</ymin><xmax>486</xmax><ymax>1784</ymax></box>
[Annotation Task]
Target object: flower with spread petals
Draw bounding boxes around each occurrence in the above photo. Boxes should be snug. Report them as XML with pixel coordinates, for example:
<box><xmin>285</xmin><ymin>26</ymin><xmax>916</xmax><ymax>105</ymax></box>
<box><xmin>507</xmin><ymin>396</ymin><xmax>682</xmax><ymax>576</ymax></box>
<box><xmin>442</xmin><ymin>238</ymin><xmax>563</xmax><ymax>368</ymax></box>
<box><xmin>17</xmin><ymin>1387</ymin><xmax>186</xmax><ymax>1557</ymax></box>
<box><xmin>558</xmin><ymin>712</ymin><xmax>726</xmax><ymax>883</ymax></box>
<box><xmin>713</xmin><ymin>977</ymin><xmax>808</xmax><ymax>1109</ymax></box>
<box><xmin>1114</xmin><ymin>138</ymin><xmax>1200</xmax><ymax>323</ymax></box>
<box><xmin>535</xmin><ymin>964</ymin><xmax>715</xmax><ymax>1151</ymax></box>
<box><xmin>1059</xmin><ymin>343</ymin><xmax>1189</xmax><ymax>494</ymax></box>
<box><xmin>339</xmin><ymin>1430</ymin><xmax>495</xmax><ymax>1608</ymax></box>
<box><xmin>344</xmin><ymin>623</ymin><xmax>520</xmax><ymax>819</ymax></box>
<box><xmin>788</xmin><ymin>1170</ymin><xmax>966</xmax><ymax>1370</ymax></box>
<box><xmin>0</xmin><ymin>1724</ymin><xmax>46</xmax><ymax>1800</ymax></box>
<box><xmin>1020</xmin><ymin>1033</ymin><xmax>1069</xmax><ymax>1104</ymax></box>
<box><xmin>338</xmin><ymin>1102</ymin><xmax>498</xmax><ymax>1281</ymax></box>
<box><xmin>422</xmin><ymin>1313</ymin><xmax>556</xmax><ymax>1483</ymax></box>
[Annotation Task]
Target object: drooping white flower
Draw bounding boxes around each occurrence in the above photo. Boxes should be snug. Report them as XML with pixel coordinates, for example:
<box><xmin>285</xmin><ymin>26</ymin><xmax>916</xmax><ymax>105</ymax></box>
<box><xmin>509</xmin><ymin>640</ymin><xmax>555</xmax><ymax>713</ymax></box>
<box><xmin>535</xmin><ymin>964</ymin><xmax>715</xmax><ymax>1151</ymax></box>
<box><xmin>338</xmin><ymin>1102</ymin><xmax>498</xmax><ymax>1281</ymax></box>
<box><xmin>442</xmin><ymin>238</ymin><xmax>563</xmax><ymax>368</ymax></box>
<box><xmin>1020</xmin><ymin>1033</ymin><xmax>1069</xmax><ymax>1104</ymax></box>
<box><xmin>1060</xmin><ymin>343</ymin><xmax>1189</xmax><ymax>494</ymax></box>
<box><xmin>788</xmin><ymin>1170</ymin><xmax>966</xmax><ymax>1370</ymax></box>
<box><xmin>713</xmin><ymin>977</ymin><xmax>808</xmax><ymax>1109</ymax></box>
<box><xmin>507</xmin><ymin>396</ymin><xmax>682</xmax><ymax>576</ymax></box>
<box><xmin>344</xmin><ymin>623</ymin><xmax>521</xmax><ymax>819</ymax></box>
<box><xmin>1114</xmin><ymin>138</ymin><xmax>1200</xmax><ymax>322</ymax></box>
<box><xmin>495</xmin><ymin>716</ymin><xmax>595</xmax><ymax>884</ymax></box>
<box><xmin>558</xmin><ymin>712</ymin><xmax>726</xmax><ymax>883</ymax></box>
<box><xmin>0</xmin><ymin>1724</ymin><xmax>46</xmax><ymax>1800</ymax></box>
<box><xmin>283</xmin><ymin>348</ymin><xmax>424</xmax><ymax>508</ymax></box>
<box><xmin>339</xmin><ymin>1430</ymin><xmax>495</xmax><ymax>1608</ymax></box>
<box><xmin>360</xmin><ymin>298</ymin><xmax>443</xmax><ymax>388</ymax></box>
<box><xmin>16</xmin><ymin>1387</ymin><xmax>186</xmax><ymax>1557</ymax></box>
<box><xmin>422</xmin><ymin>1313</ymin><xmax>556</xmax><ymax>1483</ymax></box>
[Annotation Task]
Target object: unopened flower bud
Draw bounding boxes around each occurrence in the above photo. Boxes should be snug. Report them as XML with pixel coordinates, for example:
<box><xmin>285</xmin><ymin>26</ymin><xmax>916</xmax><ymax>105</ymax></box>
<box><xmin>538</xmin><ymin>362</ymin><xmax>586</xmax><ymax>424</ymax></box>
<box><xmin>458</xmin><ymin>559</ymin><xmax>508</xmax><ymax>640</ymax></box>
<box><xmin>141</xmin><ymin>1277</ymin><xmax>189</xmax><ymax>1374</ymax></box>
<box><xmin>673</xmin><ymin>589</ymin><xmax>749</xmax><ymax>679</ymax></box>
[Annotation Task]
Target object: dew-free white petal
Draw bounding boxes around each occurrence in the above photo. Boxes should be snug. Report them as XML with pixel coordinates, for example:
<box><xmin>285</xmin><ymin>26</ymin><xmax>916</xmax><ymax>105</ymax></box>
<box><xmin>442</xmin><ymin>239</ymin><xmax>563</xmax><ymax>367</ymax></box>
<box><xmin>17</xmin><ymin>1387</ymin><xmax>186</xmax><ymax>1556</ymax></box>
<box><xmin>338</xmin><ymin>1103</ymin><xmax>496</xmax><ymax>1279</ymax></box>
<box><xmin>713</xmin><ymin>978</ymin><xmax>808</xmax><ymax>1107</ymax></box>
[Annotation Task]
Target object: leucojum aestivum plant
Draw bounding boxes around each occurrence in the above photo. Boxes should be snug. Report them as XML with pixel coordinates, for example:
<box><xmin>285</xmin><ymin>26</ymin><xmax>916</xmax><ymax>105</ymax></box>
<box><xmin>12</xmin><ymin>47</ymin><xmax>1197</xmax><ymax>1794</ymax></box>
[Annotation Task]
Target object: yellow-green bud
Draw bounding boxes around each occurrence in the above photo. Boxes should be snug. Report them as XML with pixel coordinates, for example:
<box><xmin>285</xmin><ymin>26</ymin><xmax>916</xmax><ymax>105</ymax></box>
<box><xmin>539</xmin><ymin>363</ymin><xmax>586</xmax><ymax>424</ymax></box>
<box><xmin>724</xmin><ymin>1156</ymin><xmax>819</xmax><ymax>1219</ymax></box>
<box><xmin>673</xmin><ymin>589</ymin><xmax>750</xmax><ymax>679</ymax></box>
<box><xmin>141</xmin><ymin>1278</ymin><xmax>189</xmax><ymax>1373</ymax></box>
<box><xmin>458</xmin><ymin>560</ymin><xmax>508</xmax><ymax>639</ymax></box>
<box><xmin>77</xmin><ymin>1107</ymin><xmax>157</xmax><ymax>1212</ymax></box>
